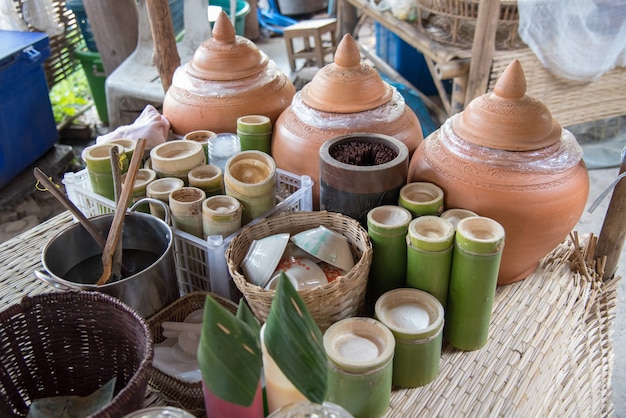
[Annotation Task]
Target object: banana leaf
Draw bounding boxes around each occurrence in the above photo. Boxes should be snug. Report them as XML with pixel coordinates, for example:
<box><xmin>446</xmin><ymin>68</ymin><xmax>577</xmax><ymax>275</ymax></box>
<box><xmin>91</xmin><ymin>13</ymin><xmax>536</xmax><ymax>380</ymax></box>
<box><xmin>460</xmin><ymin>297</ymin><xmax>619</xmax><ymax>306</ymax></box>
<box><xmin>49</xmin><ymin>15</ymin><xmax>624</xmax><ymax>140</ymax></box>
<box><xmin>237</xmin><ymin>298</ymin><xmax>261</xmax><ymax>337</ymax></box>
<box><xmin>197</xmin><ymin>294</ymin><xmax>262</xmax><ymax>406</ymax></box>
<box><xmin>264</xmin><ymin>272</ymin><xmax>328</xmax><ymax>403</ymax></box>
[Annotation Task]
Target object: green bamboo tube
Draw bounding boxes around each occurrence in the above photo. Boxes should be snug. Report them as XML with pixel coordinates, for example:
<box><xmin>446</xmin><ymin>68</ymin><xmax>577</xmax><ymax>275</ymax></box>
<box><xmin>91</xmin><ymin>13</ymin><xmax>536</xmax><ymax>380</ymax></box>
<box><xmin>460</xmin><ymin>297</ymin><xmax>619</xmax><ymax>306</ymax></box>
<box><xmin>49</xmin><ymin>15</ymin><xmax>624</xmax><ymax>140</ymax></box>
<box><xmin>237</xmin><ymin>115</ymin><xmax>272</xmax><ymax>154</ymax></box>
<box><xmin>188</xmin><ymin>164</ymin><xmax>224</xmax><ymax>197</ymax></box>
<box><xmin>398</xmin><ymin>182</ymin><xmax>444</xmax><ymax>217</ymax></box>
<box><xmin>183</xmin><ymin>129</ymin><xmax>216</xmax><ymax>164</ymax></box>
<box><xmin>108</xmin><ymin>138</ymin><xmax>137</xmax><ymax>163</ymax></box>
<box><xmin>82</xmin><ymin>143</ymin><xmax>126</xmax><ymax>201</ymax></box>
<box><xmin>323</xmin><ymin>317</ymin><xmax>395</xmax><ymax>418</ymax></box>
<box><xmin>224</xmin><ymin>151</ymin><xmax>276</xmax><ymax>225</ymax></box>
<box><xmin>121</xmin><ymin>168</ymin><xmax>156</xmax><ymax>213</ymax></box>
<box><xmin>375</xmin><ymin>288</ymin><xmax>445</xmax><ymax>388</ymax></box>
<box><xmin>440</xmin><ymin>208</ymin><xmax>478</xmax><ymax>229</ymax></box>
<box><xmin>445</xmin><ymin>216</ymin><xmax>505</xmax><ymax>351</ymax></box>
<box><xmin>406</xmin><ymin>215</ymin><xmax>455</xmax><ymax>307</ymax></box>
<box><xmin>366</xmin><ymin>205</ymin><xmax>413</xmax><ymax>312</ymax></box>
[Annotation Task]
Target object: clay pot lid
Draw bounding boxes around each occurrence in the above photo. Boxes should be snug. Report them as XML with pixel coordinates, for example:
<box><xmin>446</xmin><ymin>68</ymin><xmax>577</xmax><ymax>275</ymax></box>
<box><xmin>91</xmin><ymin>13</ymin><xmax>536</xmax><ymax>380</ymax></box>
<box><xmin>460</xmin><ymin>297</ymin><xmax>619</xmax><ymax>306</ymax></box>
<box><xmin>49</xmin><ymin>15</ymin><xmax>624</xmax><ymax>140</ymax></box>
<box><xmin>300</xmin><ymin>34</ymin><xmax>393</xmax><ymax>113</ymax></box>
<box><xmin>185</xmin><ymin>11</ymin><xmax>268</xmax><ymax>81</ymax></box>
<box><xmin>452</xmin><ymin>60</ymin><xmax>562</xmax><ymax>151</ymax></box>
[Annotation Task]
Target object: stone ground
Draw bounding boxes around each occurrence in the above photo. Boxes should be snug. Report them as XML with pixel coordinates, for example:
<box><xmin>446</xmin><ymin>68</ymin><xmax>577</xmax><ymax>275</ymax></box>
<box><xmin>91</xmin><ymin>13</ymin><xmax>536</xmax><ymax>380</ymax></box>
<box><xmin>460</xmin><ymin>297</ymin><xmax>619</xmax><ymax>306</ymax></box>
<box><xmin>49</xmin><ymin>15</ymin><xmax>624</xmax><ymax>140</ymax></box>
<box><xmin>0</xmin><ymin>119</ymin><xmax>101</xmax><ymax>243</ymax></box>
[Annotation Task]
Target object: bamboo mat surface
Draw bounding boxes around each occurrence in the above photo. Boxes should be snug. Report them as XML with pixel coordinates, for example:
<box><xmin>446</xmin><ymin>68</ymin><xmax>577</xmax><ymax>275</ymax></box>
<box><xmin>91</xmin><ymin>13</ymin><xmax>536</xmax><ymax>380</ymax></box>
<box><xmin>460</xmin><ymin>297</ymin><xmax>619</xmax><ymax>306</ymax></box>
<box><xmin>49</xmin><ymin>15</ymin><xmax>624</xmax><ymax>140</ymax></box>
<box><xmin>0</xmin><ymin>211</ymin><xmax>618</xmax><ymax>417</ymax></box>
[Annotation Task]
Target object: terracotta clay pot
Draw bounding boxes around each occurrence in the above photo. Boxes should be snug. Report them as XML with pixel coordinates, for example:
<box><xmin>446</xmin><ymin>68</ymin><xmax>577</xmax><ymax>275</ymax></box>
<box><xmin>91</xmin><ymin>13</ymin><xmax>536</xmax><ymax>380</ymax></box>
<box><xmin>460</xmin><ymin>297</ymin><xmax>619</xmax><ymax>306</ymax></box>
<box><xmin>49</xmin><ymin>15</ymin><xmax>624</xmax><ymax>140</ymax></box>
<box><xmin>408</xmin><ymin>60</ymin><xmax>589</xmax><ymax>285</ymax></box>
<box><xmin>272</xmin><ymin>34</ymin><xmax>423</xmax><ymax>209</ymax></box>
<box><xmin>162</xmin><ymin>11</ymin><xmax>295</xmax><ymax>135</ymax></box>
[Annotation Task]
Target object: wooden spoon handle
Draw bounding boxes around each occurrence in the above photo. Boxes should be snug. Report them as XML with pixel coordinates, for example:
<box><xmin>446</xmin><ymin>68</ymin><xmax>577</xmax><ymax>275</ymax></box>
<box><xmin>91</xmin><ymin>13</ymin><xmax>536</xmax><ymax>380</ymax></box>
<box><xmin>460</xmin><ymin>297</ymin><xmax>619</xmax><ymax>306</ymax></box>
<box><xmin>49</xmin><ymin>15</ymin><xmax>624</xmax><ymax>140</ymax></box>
<box><xmin>97</xmin><ymin>138</ymin><xmax>147</xmax><ymax>286</ymax></box>
<box><xmin>33</xmin><ymin>167</ymin><xmax>106</xmax><ymax>248</ymax></box>
<box><xmin>110</xmin><ymin>147</ymin><xmax>124</xmax><ymax>280</ymax></box>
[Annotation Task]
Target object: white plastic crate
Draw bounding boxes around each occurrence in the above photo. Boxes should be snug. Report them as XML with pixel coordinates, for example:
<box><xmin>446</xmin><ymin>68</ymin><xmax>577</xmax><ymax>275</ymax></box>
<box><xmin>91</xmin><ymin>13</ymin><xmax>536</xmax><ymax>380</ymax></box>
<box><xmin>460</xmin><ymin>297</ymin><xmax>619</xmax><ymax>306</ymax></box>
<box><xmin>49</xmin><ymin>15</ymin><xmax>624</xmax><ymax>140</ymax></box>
<box><xmin>63</xmin><ymin>168</ymin><xmax>313</xmax><ymax>301</ymax></box>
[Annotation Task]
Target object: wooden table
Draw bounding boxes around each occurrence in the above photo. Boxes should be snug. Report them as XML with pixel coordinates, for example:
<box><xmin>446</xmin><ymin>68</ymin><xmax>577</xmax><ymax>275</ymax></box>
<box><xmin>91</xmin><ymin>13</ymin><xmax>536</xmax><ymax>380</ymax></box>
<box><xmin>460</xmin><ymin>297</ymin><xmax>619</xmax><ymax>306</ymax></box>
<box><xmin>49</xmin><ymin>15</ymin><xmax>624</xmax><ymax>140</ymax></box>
<box><xmin>0</xmin><ymin>211</ymin><xmax>618</xmax><ymax>416</ymax></box>
<box><xmin>341</xmin><ymin>0</ymin><xmax>626</xmax><ymax>128</ymax></box>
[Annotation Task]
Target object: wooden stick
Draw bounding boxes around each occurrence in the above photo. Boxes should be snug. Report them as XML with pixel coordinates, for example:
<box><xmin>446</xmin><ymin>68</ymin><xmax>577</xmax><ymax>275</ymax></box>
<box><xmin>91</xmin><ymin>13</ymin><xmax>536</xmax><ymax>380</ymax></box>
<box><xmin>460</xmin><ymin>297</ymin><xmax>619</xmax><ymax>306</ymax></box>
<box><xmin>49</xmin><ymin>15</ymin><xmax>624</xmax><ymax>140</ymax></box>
<box><xmin>435</xmin><ymin>59</ymin><xmax>470</xmax><ymax>80</ymax></box>
<box><xmin>33</xmin><ymin>168</ymin><xmax>106</xmax><ymax>248</ymax></box>
<box><xmin>145</xmin><ymin>0</ymin><xmax>180</xmax><ymax>92</ymax></box>
<box><xmin>569</xmin><ymin>232</ymin><xmax>591</xmax><ymax>281</ymax></box>
<box><xmin>97</xmin><ymin>138</ymin><xmax>147</xmax><ymax>286</ymax></box>
<box><xmin>110</xmin><ymin>147</ymin><xmax>124</xmax><ymax>281</ymax></box>
<box><xmin>464</xmin><ymin>0</ymin><xmax>500</xmax><ymax>106</ymax></box>
<box><xmin>595</xmin><ymin>147</ymin><xmax>626</xmax><ymax>281</ymax></box>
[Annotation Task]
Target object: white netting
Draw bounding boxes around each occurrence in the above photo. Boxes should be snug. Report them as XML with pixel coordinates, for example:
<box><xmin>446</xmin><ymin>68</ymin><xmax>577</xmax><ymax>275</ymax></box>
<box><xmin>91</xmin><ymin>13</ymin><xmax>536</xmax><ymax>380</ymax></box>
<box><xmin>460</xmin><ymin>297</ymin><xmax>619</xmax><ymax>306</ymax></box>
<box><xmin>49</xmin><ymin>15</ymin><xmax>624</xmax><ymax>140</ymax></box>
<box><xmin>518</xmin><ymin>0</ymin><xmax>626</xmax><ymax>82</ymax></box>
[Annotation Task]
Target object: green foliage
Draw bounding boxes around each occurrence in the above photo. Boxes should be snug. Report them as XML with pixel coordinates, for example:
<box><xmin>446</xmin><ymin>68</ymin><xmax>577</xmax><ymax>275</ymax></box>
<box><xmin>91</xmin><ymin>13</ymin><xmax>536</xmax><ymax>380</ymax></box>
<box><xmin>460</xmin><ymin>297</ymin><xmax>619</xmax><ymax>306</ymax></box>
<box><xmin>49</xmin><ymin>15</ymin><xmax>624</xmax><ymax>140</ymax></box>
<box><xmin>265</xmin><ymin>272</ymin><xmax>328</xmax><ymax>404</ymax></box>
<box><xmin>49</xmin><ymin>70</ymin><xmax>91</xmax><ymax>124</ymax></box>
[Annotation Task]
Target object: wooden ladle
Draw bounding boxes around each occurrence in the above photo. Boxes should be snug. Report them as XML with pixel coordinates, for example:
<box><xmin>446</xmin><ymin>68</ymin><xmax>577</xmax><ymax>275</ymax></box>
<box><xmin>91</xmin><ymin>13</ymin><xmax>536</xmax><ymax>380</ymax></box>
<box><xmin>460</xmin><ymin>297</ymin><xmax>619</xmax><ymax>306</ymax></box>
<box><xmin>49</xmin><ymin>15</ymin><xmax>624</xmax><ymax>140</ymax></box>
<box><xmin>33</xmin><ymin>167</ymin><xmax>133</xmax><ymax>278</ymax></box>
<box><xmin>109</xmin><ymin>146</ymin><xmax>124</xmax><ymax>282</ymax></box>
<box><xmin>96</xmin><ymin>138</ymin><xmax>147</xmax><ymax>286</ymax></box>
<box><xmin>34</xmin><ymin>167</ymin><xmax>107</xmax><ymax>248</ymax></box>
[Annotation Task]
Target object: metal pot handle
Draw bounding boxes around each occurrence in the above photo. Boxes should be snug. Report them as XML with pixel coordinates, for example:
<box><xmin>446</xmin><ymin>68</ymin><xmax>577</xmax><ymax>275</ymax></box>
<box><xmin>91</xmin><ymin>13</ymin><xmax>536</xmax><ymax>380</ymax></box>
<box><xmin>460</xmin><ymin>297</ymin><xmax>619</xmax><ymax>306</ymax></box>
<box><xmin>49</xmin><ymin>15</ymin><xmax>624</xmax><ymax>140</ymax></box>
<box><xmin>34</xmin><ymin>270</ymin><xmax>84</xmax><ymax>291</ymax></box>
<box><xmin>130</xmin><ymin>198</ymin><xmax>171</xmax><ymax>225</ymax></box>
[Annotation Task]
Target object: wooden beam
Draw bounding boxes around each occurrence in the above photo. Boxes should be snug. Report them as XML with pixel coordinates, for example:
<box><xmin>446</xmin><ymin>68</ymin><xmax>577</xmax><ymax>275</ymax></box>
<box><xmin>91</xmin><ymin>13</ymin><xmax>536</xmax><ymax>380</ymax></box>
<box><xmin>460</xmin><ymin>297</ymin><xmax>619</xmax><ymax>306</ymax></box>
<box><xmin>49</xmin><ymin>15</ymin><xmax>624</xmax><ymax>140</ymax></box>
<box><xmin>338</xmin><ymin>0</ymin><xmax>358</xmax><ymax>38</ymax></box>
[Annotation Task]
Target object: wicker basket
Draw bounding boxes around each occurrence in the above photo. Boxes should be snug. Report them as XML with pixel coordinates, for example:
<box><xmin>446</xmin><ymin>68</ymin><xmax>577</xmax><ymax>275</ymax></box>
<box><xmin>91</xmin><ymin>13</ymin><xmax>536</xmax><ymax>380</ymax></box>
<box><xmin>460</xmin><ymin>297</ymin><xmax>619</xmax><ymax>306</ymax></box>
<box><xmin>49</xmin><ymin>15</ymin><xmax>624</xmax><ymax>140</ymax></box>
<box><xmin>147</xmin><ymin>292</ymin><xmax>238</xmax><ymax>415</ymax></box>
<box><xmin>415</xmin><ymin>0</ymin><xmax>523</xmax><ymax>49</ymax></box>
<box><xmin>227</xmin><ymin>211</ymin><xmax>373</xmax><ymax>331</ymax></box>
<box><xmin>0</xmin><ymin>291</ymin><xmax>153</xmax><ymax>417</ymax></box>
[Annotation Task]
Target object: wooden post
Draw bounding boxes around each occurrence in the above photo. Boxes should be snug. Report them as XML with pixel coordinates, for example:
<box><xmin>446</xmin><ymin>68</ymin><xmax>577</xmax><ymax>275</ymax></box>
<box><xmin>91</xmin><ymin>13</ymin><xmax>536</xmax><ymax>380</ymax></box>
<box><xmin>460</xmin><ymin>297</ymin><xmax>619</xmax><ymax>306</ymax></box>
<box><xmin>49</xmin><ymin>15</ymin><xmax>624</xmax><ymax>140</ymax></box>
<box><xmin>338</xmin><ymin>0</ymin><xmax>358</xmax><ymax>38</ymax></box>
<box><xmin>245</xmin><ymin>0</ymin><xmax>260</xmax><ymax>40</ymax></box>
<box><xmin>83</xmin><ymin>0</ymin><xmax>139</xmax><ymax>76</ymax></box>
<box><xmin>145</xmin><ymin>0</ymin><xmax>180</xmax><ymax>92</ymax></box>
<box><xmin>464</xmin><ymin>0</ymin><xmax>500</xmax><ymax>107</ymax></box>
<box><xmin>595</xmin><ymin>147</ymin><xmax>626</xmax><ymax>281</ymax></box>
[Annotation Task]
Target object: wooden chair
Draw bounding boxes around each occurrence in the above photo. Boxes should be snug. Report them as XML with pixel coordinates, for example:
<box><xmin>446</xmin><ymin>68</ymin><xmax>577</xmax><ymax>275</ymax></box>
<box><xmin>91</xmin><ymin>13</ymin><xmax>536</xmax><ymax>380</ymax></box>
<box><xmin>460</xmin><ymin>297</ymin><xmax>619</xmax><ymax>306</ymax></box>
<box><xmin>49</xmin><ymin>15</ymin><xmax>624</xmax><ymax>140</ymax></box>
<box><xmin>283</xmin><ymin>17</ymin><xmax>338</xmax><ymax>71</ymax></box>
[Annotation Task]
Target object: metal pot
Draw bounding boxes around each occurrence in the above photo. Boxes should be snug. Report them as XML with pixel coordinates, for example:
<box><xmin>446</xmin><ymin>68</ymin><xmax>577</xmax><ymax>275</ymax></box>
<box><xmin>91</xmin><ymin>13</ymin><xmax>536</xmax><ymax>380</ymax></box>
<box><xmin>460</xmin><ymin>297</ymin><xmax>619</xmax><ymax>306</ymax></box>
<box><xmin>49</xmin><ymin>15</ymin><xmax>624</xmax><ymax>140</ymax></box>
<box><xmin>36</xmin><ymin>200</ymin><xmax>179</xmax><ymax>318</ymax></box>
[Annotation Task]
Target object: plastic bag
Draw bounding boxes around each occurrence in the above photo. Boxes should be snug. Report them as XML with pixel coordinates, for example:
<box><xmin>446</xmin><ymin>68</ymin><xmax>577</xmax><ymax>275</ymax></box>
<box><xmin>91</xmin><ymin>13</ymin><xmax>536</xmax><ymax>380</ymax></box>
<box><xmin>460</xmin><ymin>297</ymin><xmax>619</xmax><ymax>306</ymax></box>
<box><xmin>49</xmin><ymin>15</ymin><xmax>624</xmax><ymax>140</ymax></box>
<box><xmin>96</xmin><ymin>105</ymin><xmax>171</xmax><ymax>150</ymax></box>
<box><xmin>388</xmin><ymin>0</ymin><xmax>417</xmax><ymax>21</ymax></box>
<box><xmin>370</xmin><ymin>0</ymin><xmax>418</xmax><ymax>21</ymax></box>
<box><xmin>518</xmin><ymin>0</ymin><xmax>626</xmax><ymax>81</ymax></box>
<box><xmin>22</xmin><ymin>0</ymin><xmax>64</xmax><ymax>36</ymax></box>
<box><xmin>0</xmin><ymin>0</ymin><xmax>29</xmax><ymax>31</ymax></box>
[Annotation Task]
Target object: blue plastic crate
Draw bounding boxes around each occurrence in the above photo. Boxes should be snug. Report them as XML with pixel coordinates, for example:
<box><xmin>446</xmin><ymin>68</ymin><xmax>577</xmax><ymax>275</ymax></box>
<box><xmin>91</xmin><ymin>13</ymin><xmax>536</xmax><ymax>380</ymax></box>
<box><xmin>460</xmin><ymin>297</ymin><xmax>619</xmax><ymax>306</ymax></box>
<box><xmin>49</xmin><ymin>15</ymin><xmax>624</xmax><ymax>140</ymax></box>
<box><xmin>0</xmin><ymin>30</ymin><xmax>58</xmax><ymax>189</ymax></box>
<box><xmin>375</xmin><ymin>22</ymin><xmax>450</xmax><ymax>97</ymax></box>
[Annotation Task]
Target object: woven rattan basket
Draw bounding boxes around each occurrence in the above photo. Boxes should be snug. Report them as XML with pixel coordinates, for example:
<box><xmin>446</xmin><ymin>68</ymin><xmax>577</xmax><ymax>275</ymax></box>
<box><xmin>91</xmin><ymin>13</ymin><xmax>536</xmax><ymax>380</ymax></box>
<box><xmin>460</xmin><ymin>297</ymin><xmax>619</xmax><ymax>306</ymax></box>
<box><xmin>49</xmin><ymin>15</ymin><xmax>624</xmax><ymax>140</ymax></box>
<box><xmin>227</xmin><ymin>211</ymin><xmax>373</xmax><ymax>331</ymax></box>
<box><xmin>147</xmin><ymin>291</ymin><xmax>237</xmax><ymax>415</ymax></box>
<box><xmin>416</xmin><ymin>0</ymin><xmax>523</xmax><ymax>49</ymax></box>
<box><xmin>0</xmin><ymin>291</ymin><xmax>153</xmax><ymax>417</ymax></box>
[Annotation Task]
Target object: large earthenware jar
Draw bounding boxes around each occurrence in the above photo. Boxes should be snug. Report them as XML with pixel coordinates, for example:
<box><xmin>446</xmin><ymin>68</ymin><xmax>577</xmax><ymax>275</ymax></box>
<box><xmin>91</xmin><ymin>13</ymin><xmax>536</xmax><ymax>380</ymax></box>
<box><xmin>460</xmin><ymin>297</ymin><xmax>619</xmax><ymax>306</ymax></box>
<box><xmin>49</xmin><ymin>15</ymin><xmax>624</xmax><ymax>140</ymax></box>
<box><xmin>408</xmin><ymin>60</ymin><xmax>589</xmax><ymax>285</ymax></box>
<box><xmin>272</xmin><ymin>34</ymin><xmax>423</xmax><ymax>209</ymax></box>
<box><xmin>163</xmin><ymin>12</ymin><xmax>295</xmax><ymax>135</ymax></box>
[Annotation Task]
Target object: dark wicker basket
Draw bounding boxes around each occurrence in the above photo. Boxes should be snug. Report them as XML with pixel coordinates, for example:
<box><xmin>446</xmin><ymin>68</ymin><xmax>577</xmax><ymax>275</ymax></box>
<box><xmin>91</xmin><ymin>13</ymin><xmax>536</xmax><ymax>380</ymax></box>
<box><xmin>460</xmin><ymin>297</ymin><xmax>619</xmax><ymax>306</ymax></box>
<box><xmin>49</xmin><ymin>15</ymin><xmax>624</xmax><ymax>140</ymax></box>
<box><xmin>147</xmin><ymin>292</ymin><xmax>238</xmax><ymax>415</ymax></box>
<box><xmin>0</xmin><ymin>291</ymin><xmax>153</xmax><ymax>417</ymax></box>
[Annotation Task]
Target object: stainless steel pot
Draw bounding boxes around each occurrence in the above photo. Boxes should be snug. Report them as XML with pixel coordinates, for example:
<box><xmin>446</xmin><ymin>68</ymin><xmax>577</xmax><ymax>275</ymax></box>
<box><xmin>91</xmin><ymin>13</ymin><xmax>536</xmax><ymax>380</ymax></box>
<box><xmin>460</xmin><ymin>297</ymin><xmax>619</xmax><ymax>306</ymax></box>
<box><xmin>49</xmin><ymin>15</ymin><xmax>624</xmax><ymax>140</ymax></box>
<box><xmin>36</xmin><ymin>200</ymin><xmax>179</xmax><ymax>318</ymax></box>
